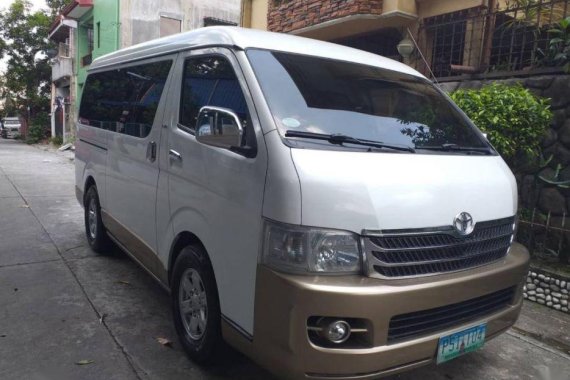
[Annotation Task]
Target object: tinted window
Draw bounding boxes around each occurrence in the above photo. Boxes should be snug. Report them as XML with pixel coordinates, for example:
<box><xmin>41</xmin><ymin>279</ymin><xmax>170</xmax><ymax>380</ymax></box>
<box><xmin>179</xmin><ymin>56</ymin><xmax>249</xmax><ymax>132</ymax></box>
<box><xmin>79</xmin><ymin>60</ymin><xmax>172</xmax><ymax>138</ymax></box>
<box><xmin>247</xmin><ymin>49</ymin><xmax>490</xmax><ymax>154</ymax></box>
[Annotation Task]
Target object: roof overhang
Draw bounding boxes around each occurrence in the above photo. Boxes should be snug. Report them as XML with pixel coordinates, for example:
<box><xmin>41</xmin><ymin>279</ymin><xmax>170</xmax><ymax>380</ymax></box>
<box><xmin>62</xmin><ymin>0</ymin><xmax>93</xmax><ymax>20</ymax></box>
<box><xmin>48</xmin><ymin>18</ymin><xmax>78</xmax><ymax>42</ymax></box>
<box><xmin>290</xmin><ymin>11</ymin><xmax>418</xmax><ymax>41</ymax></box>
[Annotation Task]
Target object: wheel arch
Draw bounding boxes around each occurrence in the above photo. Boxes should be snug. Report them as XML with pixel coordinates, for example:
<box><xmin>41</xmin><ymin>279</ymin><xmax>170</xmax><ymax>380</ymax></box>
<box><xmin>83</xmin><ymin>176</ymin><xmax>96</xmax><ymax>206</ymax></box>
<box><xmin>168</xmin><ymin>231</ymin><xmax>215</xmax><ymax>288</ymax></box>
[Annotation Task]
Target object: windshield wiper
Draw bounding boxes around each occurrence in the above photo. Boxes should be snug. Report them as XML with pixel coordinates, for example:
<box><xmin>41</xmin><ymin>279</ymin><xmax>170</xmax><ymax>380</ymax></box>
<box><xmin>285</xmin><ymin>130</ymin><xmax>415</xmax><ymax>153</ymax></box>
<box><xmin>417</xmin><ymin>143</ymin><xmax>493</xmax><ymax>155</ymax></box>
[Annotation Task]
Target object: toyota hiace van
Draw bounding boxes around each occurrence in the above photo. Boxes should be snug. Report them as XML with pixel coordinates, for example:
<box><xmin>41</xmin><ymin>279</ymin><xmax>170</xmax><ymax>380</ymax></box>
<box><xmin>75</xmin><ymin>27</ymin><xmax>529</xmax><ymax>379</ymax></box>
<box><xmin>1</xmin><ymin>117</ymin><xmax>21</xmax><ymax>139</ymax></box>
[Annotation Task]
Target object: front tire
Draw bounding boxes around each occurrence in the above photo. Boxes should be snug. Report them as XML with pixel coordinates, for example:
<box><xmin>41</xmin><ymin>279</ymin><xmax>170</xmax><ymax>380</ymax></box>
<box><xmin>84</xmin><ymin>185</ymin><xmax>111</xmax><ymax>253</ymax></box>
<box><xmin>172</xmin><ymin>245</ymin><xmax>222</xmax><ymax>364</ymax></box>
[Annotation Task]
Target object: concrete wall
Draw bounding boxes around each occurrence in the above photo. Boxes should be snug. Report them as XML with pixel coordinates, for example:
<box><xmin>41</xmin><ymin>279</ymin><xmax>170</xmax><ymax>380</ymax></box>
<box><xmin>121</xmin><ymin>0</ymin><xmax>241</xmax><ymax>47</ymax></box>
<box><xmin>187</xmin><ymin>0</ymin><xmax>241</xmax><ymax>29</ymax></box>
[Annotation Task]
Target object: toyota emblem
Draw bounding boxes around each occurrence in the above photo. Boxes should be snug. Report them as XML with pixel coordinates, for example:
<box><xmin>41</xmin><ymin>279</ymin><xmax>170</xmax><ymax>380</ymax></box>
<box><xmin>454</xmin><ymin>212</ymin><xmax>474</xmax><ymax>236</ymax></box>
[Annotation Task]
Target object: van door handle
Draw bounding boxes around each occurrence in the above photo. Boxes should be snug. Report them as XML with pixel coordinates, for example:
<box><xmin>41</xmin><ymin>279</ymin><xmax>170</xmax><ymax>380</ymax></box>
<box><xmin>146</xmin><ymin>141</ymin><xmax>157</xmax><ymax>162</ymax></box>
<box><xmin>169</xmin><ymin>149</ymin><xmax>182</xmax><ymax>161</ymax></box>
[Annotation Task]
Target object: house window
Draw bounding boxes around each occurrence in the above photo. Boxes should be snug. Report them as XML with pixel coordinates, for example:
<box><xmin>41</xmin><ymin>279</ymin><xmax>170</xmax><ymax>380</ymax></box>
<box><xmin>87</xmin><ymin>27</ymin><xmax>94</xmax><ymax>53</ymax></box>
<box><xmin>81</xmin><ymin>26</ymin><xmax>94</xmax><ymax>67</ymax></box>
<box><xmin>96</xmin><ymin>21</ymin><xmax>100</xmax><ymax>48</ymax></box>
<box><xmin>160</xmin><ymin>16</ymin><xmax>181</xmax><ymax>37</ymax></box>
<box><xmin>203</xmin><ymin>17</ymin><xmax>237</xmax><ymax>27</ymax></box>
<box><xmin>424</xmin><ymin>10</ymin><xmax>469</xmax><ymax>77</ymax></box>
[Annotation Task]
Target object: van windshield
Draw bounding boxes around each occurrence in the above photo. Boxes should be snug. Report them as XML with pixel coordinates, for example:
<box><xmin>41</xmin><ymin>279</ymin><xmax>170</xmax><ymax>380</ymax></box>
<box><xmin>246</xmin><ymin>49</ymin><xmax>492</xmax><ymax>154</ymax></box>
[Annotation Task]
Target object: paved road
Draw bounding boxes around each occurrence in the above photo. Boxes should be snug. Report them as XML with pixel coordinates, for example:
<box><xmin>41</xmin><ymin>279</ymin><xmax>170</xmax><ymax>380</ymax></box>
<box><xmin>1</xmin><ymin>138</ymin><xmax>569</xmax><ymax>380</ymax></box>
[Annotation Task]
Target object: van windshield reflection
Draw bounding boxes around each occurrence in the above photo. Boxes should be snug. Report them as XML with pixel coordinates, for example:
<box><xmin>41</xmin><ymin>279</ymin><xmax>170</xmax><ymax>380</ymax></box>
<box><xmin>247</xmin><ymin>49</ymin><xmax>494</xmax><ymax>155</ymax></box>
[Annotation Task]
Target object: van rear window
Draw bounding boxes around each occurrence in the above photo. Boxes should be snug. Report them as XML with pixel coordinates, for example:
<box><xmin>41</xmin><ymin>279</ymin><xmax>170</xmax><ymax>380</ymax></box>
<box><xmin>79</xmin><ymin>60</ymin><xmax>172</xmax><ymax>138</ymax></box>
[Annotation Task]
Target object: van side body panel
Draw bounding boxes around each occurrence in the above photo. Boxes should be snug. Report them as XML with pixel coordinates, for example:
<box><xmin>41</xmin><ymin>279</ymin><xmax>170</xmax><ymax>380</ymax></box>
<box><xmin>164</xmin><ymin>47</ymin><xmax>269</xmax><ymax>335</ymax></box>
<box><xmin>103</xmin><ymin>56</ymin><xmax>176</xmax><ymax>257</ymax></box>
<box><xmin>75</xmin><ymin>124</ymin><xmax>108</xmax><ymax>208</ymax></box>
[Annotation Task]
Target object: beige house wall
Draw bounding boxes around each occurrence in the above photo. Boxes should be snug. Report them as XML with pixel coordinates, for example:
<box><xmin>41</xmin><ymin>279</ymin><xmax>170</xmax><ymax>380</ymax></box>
<box><xmin>241</xmin><ymin>0</ymin><xmax>268</xmax><ymax>30</ymax></box>
<box><xmin>417</xmin><ymin>0</ymin><xmax>486</xmax><ymax>19</ymax></box>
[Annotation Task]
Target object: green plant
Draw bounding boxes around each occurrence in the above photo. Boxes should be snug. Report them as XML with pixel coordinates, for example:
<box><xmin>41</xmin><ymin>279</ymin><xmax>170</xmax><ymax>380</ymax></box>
<box><xmin>450</xmin><ymin>83</ymin><xmax>552</xmax><ymax>166</ymax></box>
<box><xmin>539</xmin><ymin>163</ymin><xmax>570</xmax><ymax>188</ymax></box>
<box><xmin>50</xmin><ymin>136</ymin><xmax>63</xmax><ymax>146</ymax></box>
<box><xmin>537</xmin><ymin>16</ymin><xmax>570</xmax><ymax>72</ymax></box>
<box><xmin>25</xmin><ymin>124</ymin><xmax>45</xmax><ymax>144</ymax></box>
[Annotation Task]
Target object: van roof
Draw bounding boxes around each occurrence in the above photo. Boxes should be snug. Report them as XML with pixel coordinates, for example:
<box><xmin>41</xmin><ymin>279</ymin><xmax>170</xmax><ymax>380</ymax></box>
<box><xmin>90</xmin><ymin>26</ymin><xmax>425</xmax><ymax>79</ymax></box>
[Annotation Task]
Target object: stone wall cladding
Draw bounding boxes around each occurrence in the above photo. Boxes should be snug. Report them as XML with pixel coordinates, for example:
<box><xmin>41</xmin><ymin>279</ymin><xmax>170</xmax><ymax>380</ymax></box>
<box><xmin>267</xmin><ymin>0</ymin><xmax>383</xmax><ymax>33</ymax></box>
<box><xmin>524</xmin><ymin>268</ymin><xmax>570</xmax><ymax>313</ymax></box>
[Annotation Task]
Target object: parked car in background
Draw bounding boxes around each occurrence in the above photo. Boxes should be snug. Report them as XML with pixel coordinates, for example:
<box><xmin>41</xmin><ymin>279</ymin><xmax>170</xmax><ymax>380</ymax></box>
<box><xmin>75</xmin><ymin>27</ymin><xmax>529</xmax><ymax>380</ymax></box>
<box><xmin>1</xmin><ymin>117</ymin><xmax>22</xmax><ymax>139</ymax></box>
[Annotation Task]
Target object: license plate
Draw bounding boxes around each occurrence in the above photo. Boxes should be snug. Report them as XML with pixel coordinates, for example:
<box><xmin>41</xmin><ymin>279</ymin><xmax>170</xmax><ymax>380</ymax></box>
<box><xmin>437</xmin><ymin>323</ymin><xmax>486</xmax><ymax>364</ymax></box>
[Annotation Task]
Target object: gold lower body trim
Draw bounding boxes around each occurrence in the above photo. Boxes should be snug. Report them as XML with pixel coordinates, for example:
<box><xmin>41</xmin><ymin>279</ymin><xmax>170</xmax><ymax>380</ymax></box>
<box><xmin>227</xmin><ymin>243</ymin><xmax>529</xmax><ymax>380</ymax></box>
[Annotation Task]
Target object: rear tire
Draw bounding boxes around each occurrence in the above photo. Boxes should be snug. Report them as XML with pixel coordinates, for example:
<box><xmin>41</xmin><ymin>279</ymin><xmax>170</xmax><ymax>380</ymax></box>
<box><xmin>172</xmin><ymin>245</ymin><xmax>222</xmax><ymax>364</ymax></box>
<box><xmin>84</xmin><ymin>185</ymin><xmax>111</xmax><ymax>253</ymax></box>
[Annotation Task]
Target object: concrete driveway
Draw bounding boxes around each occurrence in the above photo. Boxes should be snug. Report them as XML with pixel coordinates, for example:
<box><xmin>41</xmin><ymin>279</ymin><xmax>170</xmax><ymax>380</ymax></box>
<box><xmin>1</xmin><ymin>138</ymin><xmax>569</xmax><ymax>380</ymax></box>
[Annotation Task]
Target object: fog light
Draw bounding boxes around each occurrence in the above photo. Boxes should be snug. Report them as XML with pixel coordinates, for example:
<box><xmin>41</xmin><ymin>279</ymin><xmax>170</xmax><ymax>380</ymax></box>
<box><xmin>325</xmin><ymin>320</ymin><xmax>351</xmax><ymax>344</ymax></box>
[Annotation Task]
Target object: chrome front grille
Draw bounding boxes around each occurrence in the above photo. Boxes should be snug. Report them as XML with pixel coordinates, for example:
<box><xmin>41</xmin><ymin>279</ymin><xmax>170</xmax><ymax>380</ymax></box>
<box><xmin>363</xmin><ymin>217</ymin><xmax>516</xmax><ymax>279</ymax></box>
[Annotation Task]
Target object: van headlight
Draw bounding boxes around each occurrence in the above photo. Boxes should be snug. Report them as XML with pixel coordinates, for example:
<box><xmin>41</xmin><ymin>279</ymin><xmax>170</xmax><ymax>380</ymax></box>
<box><xmin>262</xmin><ymin>220</ymin><xmax>362</xmax><ymax>274</ymax></box>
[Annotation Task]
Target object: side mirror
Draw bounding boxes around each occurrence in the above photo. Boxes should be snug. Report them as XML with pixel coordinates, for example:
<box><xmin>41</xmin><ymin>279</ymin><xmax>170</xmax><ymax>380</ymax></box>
<box><xmin>195</xmin><ymin>106</ymin><xmax>243</xmax><ymax>149</ymax></box>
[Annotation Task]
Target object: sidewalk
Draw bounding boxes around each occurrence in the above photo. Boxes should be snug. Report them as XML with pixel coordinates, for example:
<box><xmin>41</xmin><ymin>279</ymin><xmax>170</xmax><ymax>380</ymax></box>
<box><xmin>515</xmin><ymin>300</ymin><xmax>570</xmax><ymax>356</ymax></box>
<box><xmin>31</xmin><ymin>141</ymin><xmax>75</xmax><ymax>162</ymax></box>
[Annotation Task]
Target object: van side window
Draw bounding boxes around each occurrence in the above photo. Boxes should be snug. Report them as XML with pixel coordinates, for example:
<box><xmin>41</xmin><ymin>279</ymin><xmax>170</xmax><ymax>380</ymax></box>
<box><xmin>79</xmin><ymin>60</ymin><xmax>172</xmax><ymax>138</ymax></box>
<box><xmin>179</xmin><ymin>56</ymin><xmax>252</xmax><ymax>146</ymax></box>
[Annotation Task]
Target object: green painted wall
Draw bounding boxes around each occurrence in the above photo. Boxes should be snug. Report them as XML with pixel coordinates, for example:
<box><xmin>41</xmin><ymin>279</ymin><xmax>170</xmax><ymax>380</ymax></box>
<box><xmin>76</xmin><ymin>0</ymin><xmax>119</xmax><ymax>108</ymax></box>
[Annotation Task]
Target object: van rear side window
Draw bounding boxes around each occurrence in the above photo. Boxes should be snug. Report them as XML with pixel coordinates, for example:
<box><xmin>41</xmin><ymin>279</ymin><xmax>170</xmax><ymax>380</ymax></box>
<box><xmin>79</xmin><ymin>60</ymin><xmax>173</xmax><ymax>138</ymax></box>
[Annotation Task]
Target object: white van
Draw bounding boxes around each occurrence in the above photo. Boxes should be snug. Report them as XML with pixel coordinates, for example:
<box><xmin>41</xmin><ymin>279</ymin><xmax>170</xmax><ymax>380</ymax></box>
<box><xmin>1</xmin><ymin>117</ymin><xmax>22</xmax><ymax>139</ymax></box>
<box><xmin>75</xmin><ymin>27</ymin><xmax>529</xmax><ymax>379</ymax></box>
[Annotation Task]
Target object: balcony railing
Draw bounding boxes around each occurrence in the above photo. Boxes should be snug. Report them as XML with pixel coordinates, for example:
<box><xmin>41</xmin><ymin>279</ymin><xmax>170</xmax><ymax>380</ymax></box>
<box><xmin>412</xmin><ymin>0</ymin><xmax>570</xmax><ymax>79</ymax></box>
<box><xmin>58</xmin><ymin>42</ymin><xmax>70</xmax><ymax>58</ymax></box>
<box><xmin>52</xmin><ymin>56</ymin><xmax>73</xmax><ymax>82</ymax></box>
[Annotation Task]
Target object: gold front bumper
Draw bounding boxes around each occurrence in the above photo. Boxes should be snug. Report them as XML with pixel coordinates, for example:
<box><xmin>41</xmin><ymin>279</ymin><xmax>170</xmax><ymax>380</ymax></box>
<box><xmin>238</xmin><ymin>243</ymin><xmax>529</xmax><ymax>380</ymax></box>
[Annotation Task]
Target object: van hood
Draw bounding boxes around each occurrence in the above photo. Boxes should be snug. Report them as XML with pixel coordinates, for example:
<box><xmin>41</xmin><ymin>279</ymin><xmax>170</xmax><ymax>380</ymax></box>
<box><xmin>291</xmin><ymin>149</ymin><xmax>517</xmax><ymax>233</ymax></box>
